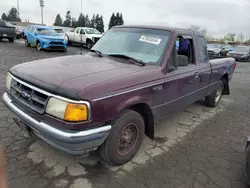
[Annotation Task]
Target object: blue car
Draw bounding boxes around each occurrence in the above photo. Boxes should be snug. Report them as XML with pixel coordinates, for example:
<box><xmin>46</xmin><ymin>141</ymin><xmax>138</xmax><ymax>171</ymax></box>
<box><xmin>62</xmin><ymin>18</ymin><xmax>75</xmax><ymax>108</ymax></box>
<box><xmin>24</xmin><ymin>25</ymin><xmax>67</xmax><ymax>51</ymax></box>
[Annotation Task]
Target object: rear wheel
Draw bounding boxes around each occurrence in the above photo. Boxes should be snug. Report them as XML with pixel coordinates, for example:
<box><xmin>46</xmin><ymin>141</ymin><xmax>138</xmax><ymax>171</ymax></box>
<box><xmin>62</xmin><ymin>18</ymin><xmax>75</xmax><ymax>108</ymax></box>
<box><xmin>8</xmin><ymin>37</ymin><xmax>14</xmax><ymax>43</ymax></box>
<box><xmin>205</xmin><ymin>80</ymin><xmax>224</xmax><ymax>107</ymax></box>
<box><xmin>100</xmin><ymin>110</ymin><xmax>145</xmax><ymax>166</ymax></box>
<box><xmin>37</xmin><ymin>41</ymin><xmax>42</xmax><ymax>51</ymax></box>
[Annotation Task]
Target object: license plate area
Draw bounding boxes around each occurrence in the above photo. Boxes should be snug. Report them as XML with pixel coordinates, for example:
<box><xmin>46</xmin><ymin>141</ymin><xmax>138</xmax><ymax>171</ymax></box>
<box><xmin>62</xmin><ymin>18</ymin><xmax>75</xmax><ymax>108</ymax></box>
<box><xmin>13</xmin><ymin>117</ymin><xmax>31</xmax><ymax>137</ymax></box>
<box><xmin>3</xmin><ymin>34</ymin><xmax>7</xmax><ymax>37</ymax></box>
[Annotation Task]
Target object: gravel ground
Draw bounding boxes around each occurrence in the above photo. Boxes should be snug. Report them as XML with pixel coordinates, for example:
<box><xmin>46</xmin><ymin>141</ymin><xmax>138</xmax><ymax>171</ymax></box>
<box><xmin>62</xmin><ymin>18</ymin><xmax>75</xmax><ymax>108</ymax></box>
<box><xmin>0</xmin><ymin>40</ymin><xmax>249</xmax><ymax>188</ymax></box>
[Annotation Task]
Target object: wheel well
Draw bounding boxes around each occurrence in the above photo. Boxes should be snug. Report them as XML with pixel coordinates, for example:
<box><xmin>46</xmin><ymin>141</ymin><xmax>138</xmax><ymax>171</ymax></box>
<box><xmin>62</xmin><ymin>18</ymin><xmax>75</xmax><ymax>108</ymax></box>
<box><xmin>86</xmin><ymin>38</ymin><xmax>92</xmax><ymax>43</ymax></box>
<box><xmin>36</xmin><ymin>40</ymin><xmax>40</xmax><ymax>44</ymax></box>
<box><xmin>129</xmin><ymin>103</ymin><xmax>154</xmax><ymax>140</ymax></box>
<box><xmin>221</xmin><ymin>74</ymin><xmax>230</xmax><ymax>95</ymax></box>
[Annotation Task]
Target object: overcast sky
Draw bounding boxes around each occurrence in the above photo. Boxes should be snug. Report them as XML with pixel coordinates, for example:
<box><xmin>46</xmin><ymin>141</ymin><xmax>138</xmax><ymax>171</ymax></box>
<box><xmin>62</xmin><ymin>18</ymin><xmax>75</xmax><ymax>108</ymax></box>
<box><xmin>0</xmin><ymin>0</ymin><xmax>249</xmax><ymax>37</ymax></box>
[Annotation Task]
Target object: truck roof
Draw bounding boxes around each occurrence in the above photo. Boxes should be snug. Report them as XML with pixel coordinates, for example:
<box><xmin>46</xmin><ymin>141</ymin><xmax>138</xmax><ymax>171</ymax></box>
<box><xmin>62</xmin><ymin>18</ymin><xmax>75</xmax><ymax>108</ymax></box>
<box><xmin>113</xmin><ymin>25</ymin><xmax>204</xmax><ymax>37</ymax></box>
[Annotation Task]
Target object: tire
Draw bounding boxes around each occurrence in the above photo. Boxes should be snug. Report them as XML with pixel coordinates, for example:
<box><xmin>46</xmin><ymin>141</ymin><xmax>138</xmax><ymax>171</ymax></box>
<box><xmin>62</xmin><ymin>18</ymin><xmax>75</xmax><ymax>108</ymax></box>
<box><xmin>86</xmin><ymin>40</ymin><xmax>93</xmax><ymax>50</ymax></box>
<box><xmin>8</xmin><ymin>37</ymin><xmax>14</xmax><ymax>43</ymax></box>
<box><xmin>67</xmin><ymin>36</ymin><xmax>71</xmax><ymax>45</ymax></box>
<box><xmin>100</xmin><ymin>110</ymin><xmax>145</xmax><ymax>166</ymax></box>
<box><xmin>245</xmin><ymin>146</ymin><xmax>250</xmax><ymax>186</ymax></box>
<box><xmin>205</xmin><ymin>80</ymin><xmax>224</xmax><ymax>107</ymax></box>
<box><xmin>25</xmin><ymin>38</ymin><xmax>30</xmax><ymax>47</ymax></box>
<box><xmin>37</xmin><ymin>41</ymin><xmax>42</xmax><ymax>51</ymax></box>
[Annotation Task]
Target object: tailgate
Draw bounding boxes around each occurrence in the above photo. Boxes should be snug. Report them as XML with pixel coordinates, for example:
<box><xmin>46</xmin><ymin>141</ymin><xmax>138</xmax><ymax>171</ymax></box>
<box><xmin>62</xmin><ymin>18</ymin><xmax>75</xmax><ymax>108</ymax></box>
<box><xmin>0</xmin><ymin>27</ymin><xmax>15</xmax><ymax>36</ymax></box>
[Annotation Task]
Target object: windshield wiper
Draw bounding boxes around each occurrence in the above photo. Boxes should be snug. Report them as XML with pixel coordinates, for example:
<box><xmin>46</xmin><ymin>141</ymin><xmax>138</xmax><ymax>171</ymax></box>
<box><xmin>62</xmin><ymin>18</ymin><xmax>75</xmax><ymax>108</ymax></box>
<box><xmin>108</xmin><ymin>54</ymin><xmax>146</xmax><ymax>66</ymax></box>
<box><xmin>89</xmin><ymin>49</ymin><xmax>103</xmax><ymax>57</ymax></box>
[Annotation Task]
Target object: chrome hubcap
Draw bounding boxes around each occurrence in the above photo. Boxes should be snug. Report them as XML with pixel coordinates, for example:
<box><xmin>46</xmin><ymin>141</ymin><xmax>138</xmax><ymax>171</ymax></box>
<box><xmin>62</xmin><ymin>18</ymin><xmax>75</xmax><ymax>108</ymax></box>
<box><xmin>37</xmin><ymin>43</ymin><xmax>41</xmax><ymax>50</ymax></box>
<box><xmin>215</xmin><ymin>88</ymin><xmax>222</xmax><ymax>103</ymax></box>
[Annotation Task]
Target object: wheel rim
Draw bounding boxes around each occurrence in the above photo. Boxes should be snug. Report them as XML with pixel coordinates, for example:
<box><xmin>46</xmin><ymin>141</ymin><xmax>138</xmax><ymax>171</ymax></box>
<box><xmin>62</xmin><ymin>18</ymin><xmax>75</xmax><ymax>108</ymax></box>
<box><xmin>87</xmin><ymin>42</ymin><xmax>92</xmax><ymax>49</ymax></box>
<box><xmin>37</xmin><ymin>43</ymin><xmax>41</xmax><ymax>50</ymax></box>
<box><xmin>117</xmin><ymin>123</ymin><xmax>138</xmax><ymax>156</ymax></box>
<box><xmin>215</xmin><ymin>87</ymin><xmax>222</xmax><ymax>103</ymax></box>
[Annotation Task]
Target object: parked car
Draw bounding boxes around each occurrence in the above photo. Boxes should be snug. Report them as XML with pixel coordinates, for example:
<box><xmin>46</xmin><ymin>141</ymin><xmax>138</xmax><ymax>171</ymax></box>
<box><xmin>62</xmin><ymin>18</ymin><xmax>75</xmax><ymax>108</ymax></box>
<box><xmin>220</xmin><ymin>44</ymin><xmax>234</xmax><ymax>57</ymax></box>
<box><xmin>0</xmin><ymin>20</ymin><xmax>15</xmax><ymax>42</ymax></box>
<box><xmin>52</xmin><ymin>26</ymin><xmax>71</xmax><ymax>37</ymax></box>
<box><xmin>15</xmin><ymin>26</ymin><xmax>24</xmax><ymax>39</ymax></box>
<box><xmin>227</xmin><ymin>46</ymin><xmax>250</xmax><ymax>62</ymax></box>
<box><xmin>207</xmin><ymin>44</ymin><xmax>222</xmax><ymax>57</ymax></box>
<box><xmin>2</xmin><ymin>25</ymin><xmax>236</xmax><ymax>165</ymax></box>
<box><xmin>66</xmin><ymin>27</ymin><xmax>102</xmax><ymax>49</ymax></box>
<box><xmin>24</xmin><ymin>25</ymin><xmax>67</xmax><ymax>51</ymax></box>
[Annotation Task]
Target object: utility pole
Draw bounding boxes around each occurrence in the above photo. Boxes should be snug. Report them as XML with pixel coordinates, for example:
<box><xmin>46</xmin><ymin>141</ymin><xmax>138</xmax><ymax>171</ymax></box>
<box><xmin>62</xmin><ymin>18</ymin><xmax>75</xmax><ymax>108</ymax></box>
<box><xmin>17</xmin><ymin>0</ymin><xmax>20</xmax><ymax>19</ymax></box>
<box><xmin>39</xmin><ymin>0</ymin><xmax>44</xmax><ymax>24</ymax></box>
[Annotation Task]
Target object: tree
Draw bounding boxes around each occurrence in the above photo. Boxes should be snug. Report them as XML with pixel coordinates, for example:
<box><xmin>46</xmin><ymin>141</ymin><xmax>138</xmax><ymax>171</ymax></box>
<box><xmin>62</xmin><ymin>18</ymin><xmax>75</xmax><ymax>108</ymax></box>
<box><xmin>108</xmin><ymin>13</ymin><xmax>115</xmax><ymax>29</ymax></box>
<box><xmin>85</xmin><ymin>14</ymin><xmax>90</xmax><ymax>27</ymax></box>
<box><xmin>7</xmin><ymin>7</ymin><xmax>21</xmax><ymax>22</ymax></box>
<box><xmin>90</xmin><ymin>14</ymin><xmax>96</xmax><ymax>28</ymax></box>
<box><xmin>71</xmin><ymin>17</ymin><xmax>77</xmax><ymax>28</ymax></box>
<box><xmin>1</xmin><ymin>13</ymin><xmax>7</xmax><ymax>21</ymax></box>
<box><xmin>225</xmin><ymin>33</ymin><xmax>236</xmax><ymax>42</ymax></box>
<box><xmin>237</xmin><ymin>33</ymin><xmax>244</xmax><ymax>42</ymax></box>
<box><xmin>63</xmin><ymin>11</ymin><xmax>71</xmax><ymax>27</ymax></box>
<box><xmin>119</xmin><ymin>13</ymin><xmax>124</xmax><ymax>25</ymax></box>
<box><xmin>98</xmin><ymin>15</ymin><xmax>104</xmax><ymax>33</ymax></box>
<box><xmin>77</xmin><ymin>13</ymin><xmax>85</xmax><ymax>27</ymax></box>
<box><xmin>54</xmin><ymin>14</ymin><xmax>63</xmax><ymax>26</ymax></box>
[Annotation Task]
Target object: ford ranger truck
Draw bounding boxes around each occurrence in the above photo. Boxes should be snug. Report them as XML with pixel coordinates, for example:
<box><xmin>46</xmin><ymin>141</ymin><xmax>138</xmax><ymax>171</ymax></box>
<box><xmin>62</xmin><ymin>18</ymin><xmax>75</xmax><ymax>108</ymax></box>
<box><xmin>2</xmin><ymin>25</ymin><xmax>236</xmax><ymax>166</ymax></box>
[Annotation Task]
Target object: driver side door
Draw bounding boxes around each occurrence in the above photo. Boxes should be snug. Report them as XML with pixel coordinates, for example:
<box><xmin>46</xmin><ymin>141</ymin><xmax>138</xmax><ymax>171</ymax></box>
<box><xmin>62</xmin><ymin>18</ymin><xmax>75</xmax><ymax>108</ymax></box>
<box><xmin>28</xmin><ymin>26</ymin><xmax>37</xmax><ymax>46</ymax></box>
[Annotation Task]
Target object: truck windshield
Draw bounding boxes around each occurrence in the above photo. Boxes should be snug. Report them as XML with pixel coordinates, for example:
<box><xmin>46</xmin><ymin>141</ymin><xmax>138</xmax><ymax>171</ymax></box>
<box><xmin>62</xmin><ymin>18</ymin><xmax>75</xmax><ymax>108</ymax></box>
<box><xmin>37</xmin><ymin>28</ymin><xmax>59</xmax><ymax>36</ymax></box>
<box><xmin>85</xmin><ymin>28</ymin><xmax>101</xmax><ymax>34</ymax></box>
<box><xmin>92</xmin><ymin>27</ymin><xmax>171</xmax><ymax>64</ymax></box>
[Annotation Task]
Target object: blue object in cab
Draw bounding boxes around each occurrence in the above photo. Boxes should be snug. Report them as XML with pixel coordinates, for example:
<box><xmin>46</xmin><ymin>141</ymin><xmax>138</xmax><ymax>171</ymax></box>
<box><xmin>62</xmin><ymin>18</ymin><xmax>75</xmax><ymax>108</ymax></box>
<box><xmin>24</xmin><ymin>25</ymin><xmax>67</xmax><ymax>51</ymax></box>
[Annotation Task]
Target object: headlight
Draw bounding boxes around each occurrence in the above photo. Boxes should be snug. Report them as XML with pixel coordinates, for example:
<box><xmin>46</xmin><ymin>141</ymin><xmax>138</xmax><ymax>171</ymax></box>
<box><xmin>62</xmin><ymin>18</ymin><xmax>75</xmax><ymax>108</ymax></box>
<box><xmin>5</xmin><ymin>73</ymin><xmax>12</xmax><ymax>91</ymax></box>
<box><xmin>46</xmin><ymin>97</ymin><xmax>89</xmax><ymax>122</ymax></box>
<box><xmin>241</xmin><ymin>55</ymin><xmax>248</xmax><ymax>58</ymax></box>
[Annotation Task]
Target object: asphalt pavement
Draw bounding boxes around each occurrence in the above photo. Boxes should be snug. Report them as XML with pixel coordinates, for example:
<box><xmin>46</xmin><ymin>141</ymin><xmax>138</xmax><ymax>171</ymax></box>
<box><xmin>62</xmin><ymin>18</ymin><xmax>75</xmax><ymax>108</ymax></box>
<box><xmin>0</xmin><ymin>39</ymin><xmax>250</xmax><ymax>188</ymax></box>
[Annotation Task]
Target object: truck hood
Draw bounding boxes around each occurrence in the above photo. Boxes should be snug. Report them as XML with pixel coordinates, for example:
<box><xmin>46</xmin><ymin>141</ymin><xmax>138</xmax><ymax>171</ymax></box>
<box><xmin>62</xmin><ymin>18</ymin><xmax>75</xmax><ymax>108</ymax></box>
<box><xmin>10</xmin><ymin>54</ymin><xmax>157</xmax><ymax>100</ymax></box>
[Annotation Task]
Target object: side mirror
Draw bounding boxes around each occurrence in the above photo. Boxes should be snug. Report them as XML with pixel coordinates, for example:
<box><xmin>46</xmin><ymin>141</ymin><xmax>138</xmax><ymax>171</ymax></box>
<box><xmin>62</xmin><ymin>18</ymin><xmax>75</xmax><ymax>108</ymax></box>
<box><xmin>80</xmin><ymin>31</ymin><xmax>85</xmax><ymax>35</ymax></box>
<box><xmin>34</xmin><ymin>33</ymin><xmax>37</xmax><ymax>36</ymax></box>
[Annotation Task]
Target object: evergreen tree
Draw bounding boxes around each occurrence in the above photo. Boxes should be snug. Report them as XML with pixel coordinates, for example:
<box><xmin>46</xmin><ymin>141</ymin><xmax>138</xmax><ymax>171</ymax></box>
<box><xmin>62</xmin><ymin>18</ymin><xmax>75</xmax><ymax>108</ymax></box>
<box><xmin>108</xmin><ymin>13</ymin><xmax>115</xmax><ymax>29</ymax></box>
<box><xmin>95</xmin><ymin>14</ymin><xmax>100</xmax><ymax>29</ymax></box>
<box><xmin>99</xmin><ymin>15</ymin><xmax>104</xmax><ymax>33</ymax></box>
<box><xmin>7</xmin><ymin>7</ymin><xmax>21</xmax><ymax>21</ymax></box>
<box><xmin>77</xmin><ymin>13</ymin><xmax>85</xmax><ymax>27</ymax></box>
<box><xmin>85</xmin><ymin>14</ymin><xmax>90</xmax><ymax>27</ymax></box>
<box><xmin>115</xmin><ymin>12</ymin><xmax>120</xmax><ymax>26</ymax></box>
<box><xmin>1</xmin><ymin>13</ymin><xmax>7</xmax><ymax>21</ymax></box>
<box><xmin>54</xmin><ymin>14</ymin><xmax>63</xmax><ymax>26</ymax></box>
<box><xmin>71</xmin><ymin>17</ymin><xmax>77</xmax><ymax>28</ymax></box>
<box><xmin>119</xmin><ymin>13</ymin><xmax>124</xmax><ymax>25</ymax></box>
<box><xmin>90</xmin><ymin>14</ymin><xmax>96</xmax><ymax>28</ymax></box>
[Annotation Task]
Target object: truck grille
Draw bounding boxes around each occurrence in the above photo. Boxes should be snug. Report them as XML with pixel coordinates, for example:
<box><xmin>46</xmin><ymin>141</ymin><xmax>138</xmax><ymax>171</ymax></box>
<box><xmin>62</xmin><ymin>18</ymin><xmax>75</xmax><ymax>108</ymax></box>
<box><xmin>10</xmin><ymin>79</ymin><xmax>49</xmax><ymax>114</ymax></box>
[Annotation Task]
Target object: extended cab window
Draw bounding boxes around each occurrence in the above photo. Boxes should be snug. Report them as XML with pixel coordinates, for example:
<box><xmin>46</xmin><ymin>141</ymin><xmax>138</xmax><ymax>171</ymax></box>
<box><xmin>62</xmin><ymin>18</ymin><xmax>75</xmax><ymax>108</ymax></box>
<box><xmin>197</xmin><ymin>37</ymin><xmax>209</xmax><ymax>62</ymax></box>
<box><xmin>168</xmin><ymin>35</ymin><xmax>195</xmax><ymax>70</ymax></box>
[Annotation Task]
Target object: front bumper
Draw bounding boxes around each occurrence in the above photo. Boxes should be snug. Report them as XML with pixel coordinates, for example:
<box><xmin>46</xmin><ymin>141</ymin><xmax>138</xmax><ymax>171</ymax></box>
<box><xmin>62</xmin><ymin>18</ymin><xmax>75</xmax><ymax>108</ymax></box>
<box><xmin>42</xmin><ymin>43</ymin><xmax>67</xmax><ymax>50</ymax></box>
<box><xmin>2</xmin><ymin>92</ymin><xmax>111</xmax><ymax>155</ymax></box>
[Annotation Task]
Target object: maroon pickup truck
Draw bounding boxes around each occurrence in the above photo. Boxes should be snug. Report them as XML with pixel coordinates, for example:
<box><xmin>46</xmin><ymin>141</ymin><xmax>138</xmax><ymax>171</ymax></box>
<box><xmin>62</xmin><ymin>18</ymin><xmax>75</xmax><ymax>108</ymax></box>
<box><xmin>2</xmin><ymin>25</ymin><xmax>236</xmax><ymax>165</ymax></box>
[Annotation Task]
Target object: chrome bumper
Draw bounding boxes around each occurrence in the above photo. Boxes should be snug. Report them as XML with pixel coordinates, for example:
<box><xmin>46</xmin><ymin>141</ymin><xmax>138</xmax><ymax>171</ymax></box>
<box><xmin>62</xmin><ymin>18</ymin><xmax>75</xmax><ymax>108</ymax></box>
<box><xmin>2</xmin><ymin>92</ymin><xmax>111</xmax><ymax>155</ymax></box>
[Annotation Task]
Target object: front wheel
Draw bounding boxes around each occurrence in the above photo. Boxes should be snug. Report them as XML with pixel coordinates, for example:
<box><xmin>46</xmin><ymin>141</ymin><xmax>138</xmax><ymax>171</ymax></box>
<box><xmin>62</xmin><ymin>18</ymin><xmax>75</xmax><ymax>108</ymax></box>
<box><xmin>205</xmin><ymin>80</ymin><xmax>224</xmax><ymax>107</ymax></box>
<box><xmin>25</xmin><ymin>38</ymin><xmax>30</xmax><ymax>47</ymax></box>
<box><xmin>86</xmin><ymin>40</ymin><xmax>93</xmax><ymax>50</ymax></box>
<box><xmin>37</xmin><ymin>42</ymin><xmax>42</xmax><ymax>51</ymax></box>
<box><xmin>8</xmin><ymin>37</ymin><xmax>14</xmax><ymax>43</ymax></box>
<box><xmin>100</xmin><ymin>110</ymin><xmax>145</xmax><ymax>166</ymax></box>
